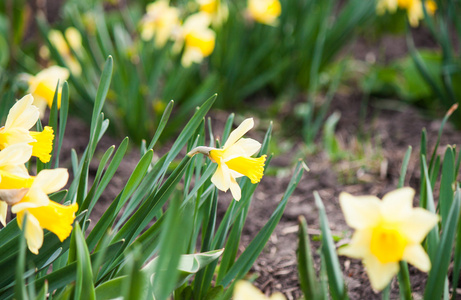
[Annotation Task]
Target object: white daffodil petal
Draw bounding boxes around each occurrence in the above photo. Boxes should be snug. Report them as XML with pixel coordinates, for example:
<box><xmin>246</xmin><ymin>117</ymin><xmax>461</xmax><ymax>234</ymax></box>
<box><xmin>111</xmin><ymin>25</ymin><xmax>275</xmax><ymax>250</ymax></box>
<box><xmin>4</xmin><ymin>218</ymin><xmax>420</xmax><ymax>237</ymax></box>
<box><xmin>223</xmin><ymin>118</ymin><xmax>254</xmax><ymax>149</ymax></box>
<box><xmin>181</xmin><ymin>47</ymin><xmax>204</xmax><ymax>67</ymax></box>
<box><xmin>233</xmin><ymin>281</ymin><xmax>266</xmax><ymax>300</ymax></box>
<box><xmin>339</xmin><ymin>192</ymin><xmax>381</xmax><ymax>229</ymax></box>
<box><xmin>23</xmin><ymin>213</ymin><xmax>43</xmax><ymax>255</ymax></box>
<box><xmin>229</xmin><ymin>176</ymin><xmax>241</xmax><ymax>201</ymax></box>
<box><xmin>0</xmin><ymin>143</ymin><xmax>33</xmax><ymax>168</ymax></box>
<box><xmin>32</xmin><ymin>169</ymin><xmax>68</xmax><ymax>194</ymax></box>
<box><xmin>211</xmin><ymin>163</ymin><xmax>231</xmax><ymax>191</ymax></box>
<box><xmin>381</xmin><ymin>187</ymin><xmax>415</xmax><ymax>221</ymax></box>
<box><xmin>5</xmin><ymin>94</ymin><xmax>39</xmax><ymax>130</ymax></box>
<box><xmin>225</xmin><ymin>138</ymin><xmax>261</xmax><ymax>158</ymax></box>
<box><xmin>403</xmin><ymin>244</ymin><xmax>431</xmax><ymax>272</ymax></box>
<box><xmin>338</xmin><ymin>229</ymin><xmax>372</xmax><ymax>259</ymax></box>
<box><xmin>364</xmin><ymin>255</ymin><xmax>399</xmax><ymax>291</ymax></box>
<box><xmin>35</xmin><ymin>66</ymin><xmax>70</xmax><ymax>86</ymax></box>
<box><xmin>0</xmin><ymin>201</ymin><xmax>7</xmax><ymax>226</ymax></box>
<box><xmin>399</xmin><ymin>208</ymin><xmax>439</xmax><ymax>243</ymax></box>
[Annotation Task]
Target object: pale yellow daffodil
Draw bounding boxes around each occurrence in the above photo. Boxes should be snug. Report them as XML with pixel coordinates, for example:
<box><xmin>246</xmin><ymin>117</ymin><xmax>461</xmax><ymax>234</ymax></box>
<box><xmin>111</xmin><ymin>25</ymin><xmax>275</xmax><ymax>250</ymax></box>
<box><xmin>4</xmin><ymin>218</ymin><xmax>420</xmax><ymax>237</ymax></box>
<box><xmin>180</xmin><ymin>12</ymin><xmax>216</xmax><ymax>67</ymax></box>
<box><xmin>0</xmin><ymin>94</ymin><xmax>54</xmax><ymax>163</ymax></box>
<box><xmin>11</xmin><ymin>168</ymin><xmax>78</xmax><ymax>254</ymax></box>
<box><xmin>197</xmin><ymin>0</ymin><xmax>229</xmax><ymax>27</ymax></box>
<box><xmin>140</xmin><ymin>0</ymin><xmax>180</xmax><ymax>47</ymax></box>
<box><xmin>24</xmin><ymin>66</ymin><xmax>69</xmax><ymax>116</ymax></box>
<box><xmin>233</xmin><ymin>280</ymin><xmax>286</xmax><ymax>300</ymax></box>
<box><xmin>0</xmin><ymin>143</ymin><xmax>34</xmax><ymax>226</ymax></box>
<box><xmin>44</xmin><ymin>28</ymin><xmax>82</xmax><ymax>75</ymax></box>
<box><xmin>377</xmin><ymin>0</ymin><xmax>437</xmax><ymax>27</ymax></box>
<box><xmin>188</xmin><ymin>118</ymin><xmax>266</xmax><ymax>201</ymax></box>
<box><xmin>338</xmin><ymin>187</ymin><xmax>439</xmax><ymax>291</ymax></box>
<box><xmin>247</xmin><ymin>0</ymin><xmax>281</xmax><ymax>26</ymax></box>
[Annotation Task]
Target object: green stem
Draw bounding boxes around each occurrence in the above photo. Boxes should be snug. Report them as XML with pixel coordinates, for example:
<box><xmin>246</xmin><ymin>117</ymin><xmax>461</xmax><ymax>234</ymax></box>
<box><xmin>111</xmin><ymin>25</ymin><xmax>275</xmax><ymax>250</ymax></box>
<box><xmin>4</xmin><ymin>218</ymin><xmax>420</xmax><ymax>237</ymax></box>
<box><xmin>398</xmin><ymin>261</ymin><xmax>412</xmax><ymax>300</ymax></box>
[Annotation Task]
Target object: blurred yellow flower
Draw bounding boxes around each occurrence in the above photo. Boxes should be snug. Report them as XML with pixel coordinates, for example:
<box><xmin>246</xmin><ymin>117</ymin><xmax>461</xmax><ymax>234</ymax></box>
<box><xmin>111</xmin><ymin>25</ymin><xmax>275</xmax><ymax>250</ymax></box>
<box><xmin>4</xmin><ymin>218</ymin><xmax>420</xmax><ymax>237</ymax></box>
<box><xmin>197</xmin><ymin>0</ymin><xmax>228</xmax><ymax>27</ymax></box>
<box><xmin>233</xmin><ymin>280</ymin><xmax>286</xmax><ymax>300</ymax></box>
<box><xmin>0</xmin><ymin>143</ymin><xmax>34</xmax><ymax>226</ymax></box>
<box><xmin>338</xmin><ymin>187</ymin><xmax>438</xmax><ymax>291</ymax></box>
<box><xmin>140</xmin><ymin>0</ymin><xmax>180</xmax><ymax>47</ymax></box>
<box><xmin>377</xmin><ymin>0</ymin><xmax>437</xmax><ymax>27</ymax></box>
<box><xmin>25</xmin><ymin>66</ymin><xmax>69</xmax><ymax>116</ymax></box>
<box><xmin>247</xmin><ymin>0</ymin><xmax>281</xmax><ymax>26</ymax></box>
<box><xmin>180</xmin><ymin>12</ymin><xmax>216</xmax><ymax>67</ymax></box>
<box><xmin>11</xmin><ymin>168</ymin><xmax>78</xmax><ymax>254</ymax></box>
<box><xmin>0</xmin><ymin>94</ymin><xmax>54</xmax><ymax>163</ymax></box>
<box><xmin>42</xmin><ymin>28</ymin><xmax>82</xmax><ymax>75</ymax></box>
<box><xmin>188</xmin><ymin>118</ymin><xmax>266</xmax><ymax>201</ymax></box>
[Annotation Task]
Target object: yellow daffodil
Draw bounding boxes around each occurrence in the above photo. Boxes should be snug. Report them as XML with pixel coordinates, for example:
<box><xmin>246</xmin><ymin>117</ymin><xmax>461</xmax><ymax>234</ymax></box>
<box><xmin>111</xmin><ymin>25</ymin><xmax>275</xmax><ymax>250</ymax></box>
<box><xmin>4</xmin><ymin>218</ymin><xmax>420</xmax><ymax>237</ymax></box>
<box><xmin>43</xmin><ymin>28</ymin><xmax>82</xmax><ymax>75</ymax></box>
<box><xmin>24</xmin><ymin>66</ymin><xmax>69</xmax><ymax>116</ymax></box>
<box><xmin>0</xmin><ymin>143</ymin><xmax>34</xmax><ymax>226</ymax></box>
<box><xmin>377</xmin><ymin>0</ymin><xmax>437</xmax><ymax>27</ymax></box>
<box><xmin>180</xmin><ymin>12</ymin><xmax>216</xmax><ymax>67</ymax></box>
<box><xmin>187</xmin><ymin>118</ymin><xmax>266</xmax><ymax>201</ymax></box>
<box><xmin>0</xmin><ymin>94</ymin><xmax>54</xmax><ymax>163</ymax></box>
<box><xmin>338</xmin><ymin>187</ymin><xmax>438</xmax><ymax>291</ymax></box>
<box><xmin>11</xmin><ymin>168</ymin><xmax>78</xmax><ymax>254</ymax></box>
<box><xmin>197</xmin><ymin>0</ymin><xmax>228</xmax><ymax>27</ymax></box>
<box><xmin>233</xmin><ymin>280</ymin><xmax>286</xmax><ymax>300</ymax></box>
<box><xmin>140</xmin><ymin>0</ymin><xmax>180</xmax><ymax>47</ymax></box>
<box><xmin>247</xmin><ymin>0</ymin><xmax>281</xmax><ymax>26</ymax></box>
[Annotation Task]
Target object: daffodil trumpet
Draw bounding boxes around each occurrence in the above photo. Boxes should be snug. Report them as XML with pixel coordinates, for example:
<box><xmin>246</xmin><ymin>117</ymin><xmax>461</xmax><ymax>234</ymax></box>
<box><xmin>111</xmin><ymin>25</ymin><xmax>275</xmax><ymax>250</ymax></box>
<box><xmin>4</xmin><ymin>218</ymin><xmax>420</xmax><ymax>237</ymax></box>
<box><xmin>188</xmin><ymin>118</ymin><xmax>267</xmax><ymax>201</ymax></box>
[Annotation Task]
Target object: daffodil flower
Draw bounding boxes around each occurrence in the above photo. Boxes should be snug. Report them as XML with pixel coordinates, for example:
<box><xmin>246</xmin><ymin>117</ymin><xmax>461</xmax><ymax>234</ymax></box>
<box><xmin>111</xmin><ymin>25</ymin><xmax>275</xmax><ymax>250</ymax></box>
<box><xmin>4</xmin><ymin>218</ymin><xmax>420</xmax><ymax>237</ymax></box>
<box><xmin>233</xmin><ymin>280</ymin><xmax>286</xmax><ymax>300</ymax></box>
<box><xmin>376</xmin><ymin>0</ymin><xmax>436</xmax><ymax>27</ymax></box>
<box><xmin>188</xmin><ymin>118</ymin><xmax>267</xmax><ymax>201</ymax></box>
<box><xmin>197</xmin><ymin>0</ymin><xmax>229</xmax><ymax>27</ymax></box>
<box><xmin>0</xmin><ymin>94</ymin><xmax>54</xmax><ymax>163</ymax></box>
<box><xmin>0</xmin><ymin>143</ymin><xmax>34</xmax><ymax>226</ymax></box>
<box><xmin>180</xmin><ymin>12</ymin><xmax>216</xmax><ymax>67</ymax></box>
<box><xmin>140</xmin><ymin>0</ymin><xmax>180</xmax><ymax>47</ymax></box>
<box><xmin>11</xmin><ymin>168</ymin><xmax>78</xmax><ymax>254</ymax></box>
<box><xmin>338</xmin><ymin>187</ymin><xmax>439</xmax><ymax>291</ymax></box>
<box><xmin>23</xmin><ymin>66</ymin><xmax>69</xmax><ymax>116</ymax></box>
<box><xmin>247</xmin><ymin>0</ymin><xmax>281</xmax><ymax>26</ymax></box>
<box><xmin>42</xmin><ymin>28</ymin><xmax>82</xmax><ymax>75</ymax></box>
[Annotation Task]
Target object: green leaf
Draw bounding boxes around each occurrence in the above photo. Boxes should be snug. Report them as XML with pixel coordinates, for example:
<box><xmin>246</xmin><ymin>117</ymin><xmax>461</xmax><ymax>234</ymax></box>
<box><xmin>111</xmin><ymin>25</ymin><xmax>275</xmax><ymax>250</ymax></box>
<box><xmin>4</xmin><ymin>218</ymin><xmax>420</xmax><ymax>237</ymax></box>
<box><xmin>439</xmin><ymin>147</ymin><xmax>455</xmax><ymax>227</ymax></box>
<box><xmin>298</xmin><ymin>215</ymin><xmax>322</xmax><ymax>300</ymax></box>
<box><xmin>424</xmin><ymin>189</ymin><xmax>461</xmax><ymax>300</ymax></box>
<box><xmin>73</xmin><ymin>224</ymin><xmax>95</xmax><ymax>300</ymax></box>
<box><xmin>398</xmin><ymin>146</ymin><xmax>412</xmax><ymax>188</ymax></box>
<box><xmin>315</xmin><ymin>191</ymin><xmax>348</xmax><ymax>300</ymax></box>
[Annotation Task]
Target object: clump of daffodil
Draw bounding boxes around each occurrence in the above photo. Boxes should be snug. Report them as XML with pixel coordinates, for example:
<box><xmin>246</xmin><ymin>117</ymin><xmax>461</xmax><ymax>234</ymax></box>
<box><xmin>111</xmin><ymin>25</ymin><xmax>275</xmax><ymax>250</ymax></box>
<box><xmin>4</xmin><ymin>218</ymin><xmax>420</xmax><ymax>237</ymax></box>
<box><xmin>187</xmin><ymin>118</ymin><xmax>266</xmax><ymax>201</ymax></box>
<box><xmin>197</xmin><ymin>0</ymin><xmax>228</xmax><ymax>27</ymax></box>
<box><xmin>140</xmin><ymin>0</ymin><xmax>180</xmax><ymax>47</ymax></box>
<box><xmin>377</xmin><ymin>0</ymin><xmax>437</xmax><ymax>27</ymax></box>
<box><xmin>233</xmin><ymin>280</ymin><xmax>286</xmax><ymax>300</ymax></box>
<box><xmin>0</xmin><ymin>143</ymin><xmax>34</xmax><ymax>226</ymax></box>
<box><xmin>179</xmin><ymin>12</ymin><xmax>216</xmax><ymax>67</ymax></box>
<box><xmin>11</xmin><ymin>168</ymin><xmax>78</xmax><ymax>254</ymax></box>
<box><xmin>338</xmin><ymin>187</ymin><xmax>438</xmax><ymax>291</ymax></box>
<box><xmin>21</xmin><ymin>66</ymin><xmax>69</xmax><ymax>116</ymax></box>
<box><xmin>40</xmin><ymin>28</ymin><xmax>83</xmax><ymax>75</ymax></box>
<box><xmin>247</xmin><ymin>0</ymin><xmax>281</xmax><ymax>26</ymax></box>
<box><xmin>0</xmin><ymin>94</ymin><xmax>54</xmax><ymax>163</ymax></box>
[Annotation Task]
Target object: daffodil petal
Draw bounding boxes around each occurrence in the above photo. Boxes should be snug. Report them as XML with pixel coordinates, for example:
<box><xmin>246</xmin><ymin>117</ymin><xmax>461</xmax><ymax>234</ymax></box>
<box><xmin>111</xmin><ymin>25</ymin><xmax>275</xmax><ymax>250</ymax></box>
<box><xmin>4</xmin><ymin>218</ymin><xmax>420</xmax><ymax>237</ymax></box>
<box><xmin>223</xmin><ymin>118</ymin><xmax>254</xmax><ymax>149</ymax></box>
<box><xmin>339</xmin><ymin>192</ymin><xmax>381</xmax><ymax>229</ymax></box>
<box><xmin>363</xmin><ymin>255</ymin><xmax>399</xmax><ymax>291</ymax></box>
<box><xmin>224</xmin><ymin>138</ymin><xmax>261</xmax><ymax>158</ymax></box>
<box><xmin>0</xmin><ymin>200</ymin><xmax>7</xmax><ymax>226</ymax></box>
<box><xmin>381</xmin><ymin>187</ymin><xmax>414</xmax><ymax>222</ymax></box>
<box><xmin>211</xmin><ymin>163</ymin><xmax>231</xmax><ymax>192</ymax></box>
<box><xmin>399</xmin><ymin>208</ymin><xmax>439</xmax><ymax>243</ymax></box>
<box><xmin>0</xmin><ymin>143</ymin><xmax>33</xmax><ymax>169</ymax></box>
<box><xmin>403</xmin><ymin>244</ymin><xmax>431</xmax><ymax>272</ymax></box>
<box><xmin>338</xmin><ymin>229</ymin><xmax>372</xmax><ymax>259</ymax></box>
<box><xmin>229</xmin><ymin>176</ymin><xmax>241</xmax><ymax>201</ymax></box>
<box><xmin>4</xmin><ymin>94</ymin><xmax>39</xmax><ymax>130</ymax></box>
<box><xmin>18</xmin><ymin>212</ymin><xmax>43</xmax><ymax>255</ymax></box>
<box><xmin>32</xmin><ymin>168</ymin><xmax>68</xmax><ymax>194</ymax></box>
<box><xmin>233</xmin><ymin>280</ymin><xmax>266</xmax><ymax>300</ymax></box>
<box><xmin>12</xmin><ymin>189</ymin><xmax>50</xmax><ymax>212</ymax></box>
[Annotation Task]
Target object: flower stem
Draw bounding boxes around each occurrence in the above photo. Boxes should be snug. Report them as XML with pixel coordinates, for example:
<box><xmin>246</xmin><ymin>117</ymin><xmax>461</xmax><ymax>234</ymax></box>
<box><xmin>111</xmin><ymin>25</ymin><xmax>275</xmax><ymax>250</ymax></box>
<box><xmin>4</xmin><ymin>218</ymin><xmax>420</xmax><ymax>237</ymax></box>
<box><xmin>398</xmin><ymin>261</ymin><xmax>412</xmax><ymax>300</ymax></box>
